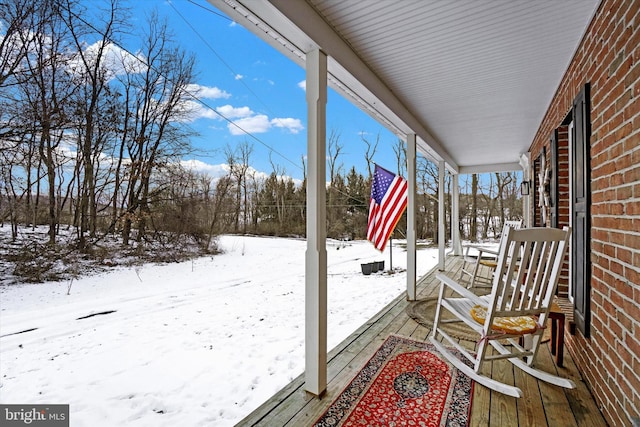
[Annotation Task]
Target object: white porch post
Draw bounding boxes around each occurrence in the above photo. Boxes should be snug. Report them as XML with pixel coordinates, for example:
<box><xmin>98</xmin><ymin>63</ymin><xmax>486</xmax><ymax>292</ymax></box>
<box><xmin>451</xmin><ymin>174</ymin><xmax>462</xmax><ymax>256</ymax></box>
<box><xmin>438</xmin><ymin>160</ymin><xmax>445</xmax><ymax>271</ymax></box>
<box><xmin>305</xmin><ymin>49</ymin><xmax>327</xmax><ymax>396</ymax></box>
<box><xmin>520</xmin><ymin>153</ymin><xmax>532</xmax><ymax>227</ymax></box>
<box><xmin>406</xmin><ymin>134</ymin><xmax>417</xmax><ymax>300</ymax></box>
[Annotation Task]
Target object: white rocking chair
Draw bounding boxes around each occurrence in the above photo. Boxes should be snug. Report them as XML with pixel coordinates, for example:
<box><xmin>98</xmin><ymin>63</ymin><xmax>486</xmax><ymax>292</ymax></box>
<box><xmin>430</xmin><ymin>226</ymin><xmax>574</xmax><ymax>398</ymax></box>
<box><xmin>460</xmin><ymin>220</ymin><xmax>522</xmax><ymax>288</ymax></box>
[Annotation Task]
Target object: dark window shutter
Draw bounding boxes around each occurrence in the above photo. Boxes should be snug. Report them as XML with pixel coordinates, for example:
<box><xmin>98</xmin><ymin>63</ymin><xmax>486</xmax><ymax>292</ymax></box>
<box><xmin>571</xmin><ymin>83</ymin><xmax>591</xmax><ymax>338</ymax></box>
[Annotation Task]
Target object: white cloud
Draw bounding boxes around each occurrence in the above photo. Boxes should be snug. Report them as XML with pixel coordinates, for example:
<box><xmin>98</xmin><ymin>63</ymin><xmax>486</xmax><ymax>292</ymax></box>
<box><xmin>297</xmin><ymin>80</ymin><xmax>306</xmax><ymax>91</ymax></box>
<box><xmin>66</xmin><ymin>41</ymin><xmax>146</xmax><ymax>80</ymax></box>
<box><xmin>180</xmin><ymin>100</ymin><xmax>221</xmax><ymax>121</ymax></box>
<box><xmin>216</xmin><ymin>104</ymin><xmax>254</xmax><ymax>119</ymax></box>
<box><xmin>179</xmin><ymin>160</ymin><xmax>295</xmax><ymax>185</ymax></box>
<box><xmin>185</xmin><ymin>84</ymin><xmax>230</xmax><ymax>99</ymax></box>
<box><xmin>198</xmin><ymin>104</ymin><xmax>305</xmax><ymax>136</ymax></box>
<box><xmin>180</xmin><ymin>160</ymin><xmax>229</xmax><ymax>178</ymax></box>
<box><xmin>228</xmin><ymin>114</ymin><xmax>271</xmax><ymax>135</ymax></box>
<box><xmin>220</xmin><ymin>109</ymin><xmax>304</xmax><ymax>135</ymax></box>
<box><xmin>271</xmin><ymin>118</ymin><xmax>304</xmax><ymax>134</ymax></box>
<box><xmin>235</xmin><ymin>74</ymin><xmax>243</xmax><ymax>80</ymax></box>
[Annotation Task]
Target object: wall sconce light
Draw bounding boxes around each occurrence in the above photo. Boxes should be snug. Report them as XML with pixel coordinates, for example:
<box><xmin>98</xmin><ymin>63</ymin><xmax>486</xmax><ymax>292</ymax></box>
<box><xmin>520</xmin><ymin>180</ymin><xmax>531</xmax><ymax>196</ymax></box>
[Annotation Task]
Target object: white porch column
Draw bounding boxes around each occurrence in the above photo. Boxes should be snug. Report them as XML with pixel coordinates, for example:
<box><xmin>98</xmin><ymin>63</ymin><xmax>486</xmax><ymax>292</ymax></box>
<box><xmin>305</xmin><ymin>49</ymin><xmax>327</xmax><ymax>396</ymax></box>
<box><xmin>451</xmin><ymin>174</ymin><xmax>462</xmax><ymax>256</ymax></box>
<box><xmin>438</xmin><ymin>160</ymin><xmax>446</xmax><ymax>271</ymax></box>
<box><xmin>519</xmin><ymin>153</ymin><xmax>532</xmax><ymax>227</ymax></box>
<box><xmin>406</xmin><ymin>134</ymin><xmax>417</xmax><ymax>300</ymax></box>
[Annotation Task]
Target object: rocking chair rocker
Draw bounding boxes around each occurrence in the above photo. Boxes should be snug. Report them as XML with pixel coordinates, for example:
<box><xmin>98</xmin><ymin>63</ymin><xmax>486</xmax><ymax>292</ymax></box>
<box><xmin>430</xmin><ymin>226</ymin><xmax>573</xmax><ymax>398</ymax></box>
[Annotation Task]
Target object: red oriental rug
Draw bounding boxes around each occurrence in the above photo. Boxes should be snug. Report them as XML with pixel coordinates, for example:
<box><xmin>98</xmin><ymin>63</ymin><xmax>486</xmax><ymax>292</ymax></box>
<box><xmin>314</xmin><ymin>334</ymin><xmax>474</xmax><ymax>427</ymax></box>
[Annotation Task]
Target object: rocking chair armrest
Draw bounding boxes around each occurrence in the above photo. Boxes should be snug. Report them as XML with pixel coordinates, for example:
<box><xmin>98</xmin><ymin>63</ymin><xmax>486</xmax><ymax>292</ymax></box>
<box><xmin>462</xmin><ymin>244</ymin><xmax>499</xmax><ymax>258</ymax></box>
<box><xmin>476</xmin><ymin>247</ymin><xmax>499</xmax><ymax>257</ymax></box>
<box><xmin>436</xmin><ymin>273</ymin><xmax>486</xmax><ymax>303</ymax></box>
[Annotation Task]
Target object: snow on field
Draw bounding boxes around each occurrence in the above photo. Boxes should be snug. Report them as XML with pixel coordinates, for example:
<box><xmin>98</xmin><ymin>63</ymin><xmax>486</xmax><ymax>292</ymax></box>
<box><xmin>0</xmin><ymin>235</ymin><xmax>440</xmax><ymax>426</ymax></box>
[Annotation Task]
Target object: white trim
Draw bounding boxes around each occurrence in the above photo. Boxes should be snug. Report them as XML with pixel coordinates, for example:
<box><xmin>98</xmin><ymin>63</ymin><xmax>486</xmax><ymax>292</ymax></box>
<box><xmin>520</xmin><ymin>152</ymin><xmax>532</xmax><ymax>228</ymax></box>
<box><xmin>438</xmin><ymin>161</ymin><xmax>446</xmax><ymax>271</ymax></box>
<box><xmin>406</xmin><ymin>134</ymin><xmax>417</xmax><ymax>300</ymax></box>
<box><xmin>304</xmin><ymin>49</ymin><xmax>328</xmax><ymax>396</ymax></box>
<box><xmin>452</xmin><ymin>174</ymin><xmax>462</xmax><ymax>256</ymax></box>
<box><xmin>459</xmin><ymin>162</ymin><xmax>522</xmax><ymax>174</ymax></box>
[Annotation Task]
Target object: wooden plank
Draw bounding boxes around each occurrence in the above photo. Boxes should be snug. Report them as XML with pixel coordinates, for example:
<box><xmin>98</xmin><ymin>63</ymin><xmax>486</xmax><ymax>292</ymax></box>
<box><xmin>562</xmin><ymin>349</ymin><xmax>608</xmax><ymax>427</ymax></box>
<box><xmin>514</xmin><ymin>359</ymin><xmax>547</xmax><ymax>426</ymax></box>
<box><xmin>408</xmin><ymin>323</ymin><xmax>431</xmax><ymax>341</ymax></box>
<box><xmin>397</xmin><ymin>316</ymin><xmax>421</xmax><ymax>337</ymax></box>
<box><xmin>469</xmin><ymin>343</ymin><xmax>491</xmax><ymax>427</ymax></box>
<box><xmin>535</xmin><ymin>345</ymin><xmax>578</xmax><ymax>427</ymax></box>
<box><xmin>235</xmin><ymin>373</ymin><xmax>306</xmax><ymax>426</ymax></box>
<box><xmin>488</xmin><ymin>348</ymin><xmax>519</xmax><ymax>426</ymax></box>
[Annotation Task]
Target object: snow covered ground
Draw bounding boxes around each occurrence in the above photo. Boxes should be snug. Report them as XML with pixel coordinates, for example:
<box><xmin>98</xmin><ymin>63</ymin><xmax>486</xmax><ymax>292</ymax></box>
<box><xmin>0</xmin><ymin>234</ymin><xmax>442</xmax><ymax>426</ymax></box>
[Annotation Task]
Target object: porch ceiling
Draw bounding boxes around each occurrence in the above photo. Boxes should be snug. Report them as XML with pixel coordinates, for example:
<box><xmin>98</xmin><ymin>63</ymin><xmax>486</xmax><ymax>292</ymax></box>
<box><xmin>208</xmin><ymin>0</ymin><xmax>600</xmax><ymax>173</ymax></box>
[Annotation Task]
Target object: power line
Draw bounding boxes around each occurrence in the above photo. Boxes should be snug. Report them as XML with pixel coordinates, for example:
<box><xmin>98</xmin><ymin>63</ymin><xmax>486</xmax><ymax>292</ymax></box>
<box><xmin>185</xmin><ymin>0</ymin><xmax>232</xmax><ymax>21</ymax></box>
<box><xmin>168</xmin><ymin>0</ymin><xmax>303</xmax><ymax>171</ymax></box>
<box><xmin>68</xmin><ymin>1</ymin><xmax>303</xmax><ymax>172</ymax></box>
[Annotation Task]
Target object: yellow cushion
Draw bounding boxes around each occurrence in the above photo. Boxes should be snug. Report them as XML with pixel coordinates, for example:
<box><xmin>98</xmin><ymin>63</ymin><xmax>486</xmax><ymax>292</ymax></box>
<box><xmin>479</xmin><ymin>260</ymin><xmax>498</xmax><ymax>268</ymax></box>
<box><xmin>470</xmin><ymin>305</ymin><xmax>538</xmax><ymax>335</ymax></box>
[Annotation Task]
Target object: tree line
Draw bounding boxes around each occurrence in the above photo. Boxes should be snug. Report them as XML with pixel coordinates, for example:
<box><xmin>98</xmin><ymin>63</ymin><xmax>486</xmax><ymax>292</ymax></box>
<box><xmin>1</xmin><ymin>0</ymin><xmax>200</xmax><ymax>248</ymax></box>
<box><xmin>1</xmin><ymin>0</ymin><xmax>523</xmax><ymax>261</ymax></box>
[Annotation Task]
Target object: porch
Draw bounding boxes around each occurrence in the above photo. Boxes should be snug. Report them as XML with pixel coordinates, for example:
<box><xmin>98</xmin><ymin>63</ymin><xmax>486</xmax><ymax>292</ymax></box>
<box><xmin>237</xmin><ymin>255</ymin><xmax>607</xmax><ymax>426</ymax></box>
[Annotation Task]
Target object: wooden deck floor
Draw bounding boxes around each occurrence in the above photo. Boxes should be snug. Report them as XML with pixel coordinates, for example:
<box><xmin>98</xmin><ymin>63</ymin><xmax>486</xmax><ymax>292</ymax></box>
<box><xmin>237</xmin><ymin>256</ymin><xmax>607</xmax><ymax>427</ymax></box>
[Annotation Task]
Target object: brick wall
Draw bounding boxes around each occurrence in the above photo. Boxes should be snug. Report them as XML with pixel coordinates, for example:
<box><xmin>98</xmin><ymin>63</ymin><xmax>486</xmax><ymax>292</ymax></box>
<box><xmin>528</xmin><ymin>0</ymin><xmax>640</xmax><ymax>425</ymax></box>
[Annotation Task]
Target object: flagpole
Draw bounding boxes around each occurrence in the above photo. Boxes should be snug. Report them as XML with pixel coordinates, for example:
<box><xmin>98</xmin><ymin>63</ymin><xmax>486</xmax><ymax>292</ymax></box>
<box><xmin>389</xmin><ymin>237</ymin><xmax>393</xmax><ymax>271</ymax></box>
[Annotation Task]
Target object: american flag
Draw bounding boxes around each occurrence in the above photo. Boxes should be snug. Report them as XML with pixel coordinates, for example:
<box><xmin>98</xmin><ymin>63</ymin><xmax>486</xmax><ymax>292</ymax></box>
<box><xmin>367</xmin><ymin>164</ymin><xmax>408</xmax><ymax>251</ymax></box>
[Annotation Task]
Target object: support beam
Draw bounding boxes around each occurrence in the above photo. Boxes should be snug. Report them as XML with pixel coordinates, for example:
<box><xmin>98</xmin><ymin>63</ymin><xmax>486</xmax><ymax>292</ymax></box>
<box><xmin>459</xmin><ymin>162</ymin><xmax>521</xmax><ymax>174</ymax></box>
<box><xmin>406</xmin><ymin>134</ymin><xmax>417</xmax><ymax>300</ymax></box>
<box><xmin>452</xmin><ymin>174</ymin><xmax>462</xmax><ymax>256</ymax></box>
<box><xmin>305</xmin><ymin>49</ymin><xmax>327</xmax><ymax>396</ymax></box>
<box><xmin>520</xmin><ymin>153</ymin><xmax>532</xmax><ymax>227</ymax></box>
<box><xmin>438</xmin><ymin>160</ymin><xmax>446</xmax><ymax>271</ymax></box>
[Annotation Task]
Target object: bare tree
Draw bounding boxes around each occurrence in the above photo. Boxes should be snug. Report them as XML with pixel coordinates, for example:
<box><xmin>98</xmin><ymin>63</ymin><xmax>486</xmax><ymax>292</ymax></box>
<box><xmin>416</xmin><ymin>156</ymin><xmax>451</xmax><ymax>242</ymax></box>
<box><xmin>0</xmin><ymin>0</ymin><xmax>37</xmax><ymax>88</ymax></box>
<box><xmin>327</xmin><ymin>128</ymin><xmax>343</xmax><ymax>183</ymax></box>
<box><xmin>118</xmin><ymin>12</ymin><xmax>197</xmax><ymax>245</ymax></box>
<box><xmin>267</xmin><ymin>155</ymin><xmax>287</xmax><ymax>229</ymax></box>
<box><xmin>393</xmin><ymin>137</ymin><xmax>407</xmax><ymax>176</ymax></box>
<box><xmin>479</xmin><ymin>174</ymin><xmax>497</xmax><ymax>239</ymax></box>
<box><xmin>0</xmin><ymin>148</ymin><xmax>27</xmax><ymax>239</ymax></box>
<box><xmin>300</xmin><ymin>155</ymin><xmax>307</xmax><ymax>183</ymax></box>
<box><xmin>206</xmin><ymin>174</ymin><xmax>233</xmax><ymax>246</ymax></box>
<box><xmin>17</xmin><ymin>0</ymin><xmax>78</xmax><ymax>244</ymax></box>
<box><xmin>225</xmin><ymin>140</ymin><xmax>253</xmax><ymax>233</ymax></box>
<box><xmin>361</xmin><ymin>131</ymin><xmax>379</xmax><ymax>180</ymax></box>
<box><xmin>60</xmin><ymin>0</ymin><xmax>127</xmax><ymax>247</ymax></box>
<box><xmin>327</xmin><ymin>128</ymin><xmax>344</xmax><ymax>236</ymax></box>
<box><xmin>494</xmin><ymin>172</ymin><xmax>515</xmax><ymax>230</ymax></box>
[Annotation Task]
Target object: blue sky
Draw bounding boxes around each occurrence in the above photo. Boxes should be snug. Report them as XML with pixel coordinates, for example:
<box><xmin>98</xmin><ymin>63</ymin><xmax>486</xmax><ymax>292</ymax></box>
<box><xmin>115</xmin><ymin>0</ymin><xmax>401</xmax><ymax>182</ymax></box>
